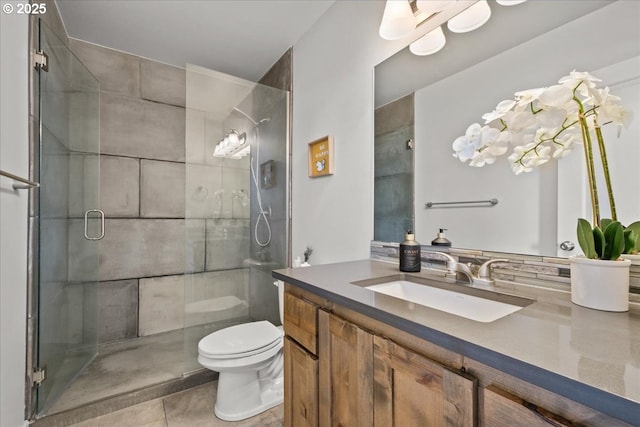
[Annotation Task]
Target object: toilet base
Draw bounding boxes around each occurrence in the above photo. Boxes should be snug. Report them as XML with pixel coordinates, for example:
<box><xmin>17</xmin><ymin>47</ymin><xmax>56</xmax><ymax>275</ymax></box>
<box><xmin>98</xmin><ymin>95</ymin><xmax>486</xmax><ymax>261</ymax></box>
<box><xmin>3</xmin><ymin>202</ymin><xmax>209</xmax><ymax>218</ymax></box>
<box><xmin>212</xmin><ymin>351</ymin><xmax>284</xmax><ymax>421</ymax></box>
<box><xmin>214</xmin><ymin>379</ymin><xmax>283</xmax><ymax>421</ymax></box>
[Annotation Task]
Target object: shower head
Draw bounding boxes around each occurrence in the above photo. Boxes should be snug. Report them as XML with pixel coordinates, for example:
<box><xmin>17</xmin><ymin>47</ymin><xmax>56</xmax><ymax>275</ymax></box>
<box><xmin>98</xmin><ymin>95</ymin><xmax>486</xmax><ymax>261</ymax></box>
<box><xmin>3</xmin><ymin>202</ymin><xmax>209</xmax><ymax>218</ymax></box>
<box><xmin>232</xmin><ymin>107</ymin><xmax>269</xmax><ymax>127</ymax></box>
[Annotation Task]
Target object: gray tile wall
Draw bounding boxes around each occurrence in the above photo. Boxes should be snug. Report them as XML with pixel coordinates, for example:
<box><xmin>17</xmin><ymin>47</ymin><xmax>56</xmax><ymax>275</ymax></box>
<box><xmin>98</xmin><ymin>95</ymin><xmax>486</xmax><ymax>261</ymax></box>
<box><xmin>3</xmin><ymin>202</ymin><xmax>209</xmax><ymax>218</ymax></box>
<box><xmin>99</xmin><ymin>156</ymin><xmax>140</xmax><ymax>217</ymax></box>
<box><xmin>140</xmin><ymin>160</ymin><xmax>185</xmax><ymax>218</ymax></box>
<box><xmin>100</xmin><ymin>93</ymin><xmax>185</xmax><ymax>162</ymax></box>
<box><xmin>98</xmin><ymin>280</ymin><xmax>139</xmax><ymax>342</ymax></box>
<box><xmin>69</xmin><ymin>40</ymin><xmax>259</xmax><ymax>343</ymax></box>
<box><xmin>140</xmin><ymin>58</ymin><xmax>186</xmax><ymax>107</ymax></box>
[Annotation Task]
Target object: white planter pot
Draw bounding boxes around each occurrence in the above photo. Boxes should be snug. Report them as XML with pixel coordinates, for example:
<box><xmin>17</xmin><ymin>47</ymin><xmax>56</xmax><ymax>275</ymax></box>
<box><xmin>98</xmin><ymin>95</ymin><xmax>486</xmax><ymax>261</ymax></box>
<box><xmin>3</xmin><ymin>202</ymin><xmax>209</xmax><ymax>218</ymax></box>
<box><xmin>570</xmin><ymin>256</ymin><xmax>631</xmax><ymax>312</ymax></box>
<box><xmin>621</xmin><ymin>253</ymin><xmax>640</xmax><ymax>265</ymax></box>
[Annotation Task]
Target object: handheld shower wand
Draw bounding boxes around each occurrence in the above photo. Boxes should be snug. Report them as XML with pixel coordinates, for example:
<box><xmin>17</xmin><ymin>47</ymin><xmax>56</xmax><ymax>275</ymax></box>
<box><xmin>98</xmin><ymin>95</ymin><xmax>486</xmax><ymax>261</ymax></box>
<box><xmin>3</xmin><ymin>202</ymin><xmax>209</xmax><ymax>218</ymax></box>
<box><xmin>233</xmin><ymin>107</ymin><xmax>271</xmax><ymax>247</ymax></box>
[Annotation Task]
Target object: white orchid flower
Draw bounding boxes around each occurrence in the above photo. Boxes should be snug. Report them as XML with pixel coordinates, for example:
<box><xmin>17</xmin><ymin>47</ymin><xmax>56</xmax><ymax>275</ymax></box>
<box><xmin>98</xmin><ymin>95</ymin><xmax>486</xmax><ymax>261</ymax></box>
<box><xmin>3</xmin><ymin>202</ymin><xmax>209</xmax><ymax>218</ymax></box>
<box><xmin>514</xmin><ymin>88</ymin><xmax>544</xmax><ymax>106</ymax></box>
<box><xmin>504</xmin><ymin>110</ymin><xmax>537</xmax><ymax>132</ymax></box>
<box><xmin>469</xmin><ymin>127</ymin><xmax>507</xmax><ymax>167</ymax></box>
<box><xmin>482</xmin><ymin>99</ymin><xmax>516</xmax><ymax>124</ymax></box>
<box><xmin>452</xmin><ymin>123</ymin><xmax>483</xmax><ymax>162</ymax></box>
<box><xmin>603</xmin><ymin>104</ymin><xmax>633</xmax><ymax>128</ymax></box>
<box><xmin>558</xmin><ymin>70</ymin><xmax>601</xmax><ymax>97</ymax></box>
<box><xmin>452</xmin><ymin>70</ymin><xmax>631</xmax><ymax>183</ymax></box>
<box><xmin>597</xmin><ymin>91</ymin><xmax>632</xmax><ymax>127</ymax></box>
<box><xmin>553</xmin><ymin>136</ymin><xmax>575</xmax><ymax>158</ymax></box>
<box><xmin>535</xmin><ymin>108</ymin><xmax>569</xmax><ymax>130</ymax></box>
<box><xmin>538</xmin><ymin>85</ymin><xmax>573</xmax><ymax>108</ymax></box>
<box><xmin>525</xmin><ymin>145</ymin><xmax>551</xmax><ymax>166</ymax></box>
<box><xmin>508</xmin><ymin>129</ymin><xmax>535</xmax><ymax>147</ymax></box>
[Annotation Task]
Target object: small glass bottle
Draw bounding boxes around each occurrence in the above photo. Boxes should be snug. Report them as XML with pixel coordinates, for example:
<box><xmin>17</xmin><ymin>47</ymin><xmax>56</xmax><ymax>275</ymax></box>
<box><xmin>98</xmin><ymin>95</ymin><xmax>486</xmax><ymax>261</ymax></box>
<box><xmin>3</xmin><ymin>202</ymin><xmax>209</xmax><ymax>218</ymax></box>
<box><xmin>400</xmin><ymin>230</ymin><xmax>421</xmax><ymax>272</ymax></box>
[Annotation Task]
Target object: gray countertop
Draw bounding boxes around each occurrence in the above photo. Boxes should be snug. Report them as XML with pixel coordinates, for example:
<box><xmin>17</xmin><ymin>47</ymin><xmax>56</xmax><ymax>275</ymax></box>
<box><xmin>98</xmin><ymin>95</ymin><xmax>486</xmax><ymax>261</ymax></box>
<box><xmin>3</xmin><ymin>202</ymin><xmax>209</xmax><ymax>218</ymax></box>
<box><xmin>273</xmin><ymin>259</ymin><xmax>640</xmax><ymax>426</ymax></box>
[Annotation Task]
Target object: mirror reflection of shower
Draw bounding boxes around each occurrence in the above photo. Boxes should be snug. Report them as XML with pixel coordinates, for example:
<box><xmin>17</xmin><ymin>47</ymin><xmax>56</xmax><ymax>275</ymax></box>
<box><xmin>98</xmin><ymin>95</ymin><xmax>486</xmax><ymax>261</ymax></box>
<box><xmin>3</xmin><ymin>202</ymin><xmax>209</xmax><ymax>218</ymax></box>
<box><xmin>214</xmin><ymin>106</ymin><xmax>272</xmax><ymax>247</ymax></box>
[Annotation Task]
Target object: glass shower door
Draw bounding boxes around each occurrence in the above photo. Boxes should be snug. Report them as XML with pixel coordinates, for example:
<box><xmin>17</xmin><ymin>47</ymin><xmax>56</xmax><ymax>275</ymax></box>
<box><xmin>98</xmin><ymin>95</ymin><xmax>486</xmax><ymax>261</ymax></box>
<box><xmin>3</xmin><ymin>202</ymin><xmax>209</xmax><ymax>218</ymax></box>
<box><xmin>35</xmin><ymin>20</ymin><xmax>101</xmax><ymax>415</ymax></box>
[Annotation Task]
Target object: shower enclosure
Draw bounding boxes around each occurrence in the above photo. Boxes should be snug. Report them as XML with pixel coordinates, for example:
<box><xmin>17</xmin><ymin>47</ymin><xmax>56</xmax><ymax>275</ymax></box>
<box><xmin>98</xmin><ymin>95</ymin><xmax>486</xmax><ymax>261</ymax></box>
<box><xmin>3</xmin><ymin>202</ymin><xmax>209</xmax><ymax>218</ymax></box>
<box><xmin>31</xmin><ymin>20</ymin><xmax>101</xmax><ymax>416</ymax></box>
<box><xmin>183</xmin><ymin>65</ymin><xmax>290</xmax><ymax>373</ymax></box>
<box><xmin>30</xmin><ymin>17</ymin><xmax>290</xmax><ymax>420</ymax></box>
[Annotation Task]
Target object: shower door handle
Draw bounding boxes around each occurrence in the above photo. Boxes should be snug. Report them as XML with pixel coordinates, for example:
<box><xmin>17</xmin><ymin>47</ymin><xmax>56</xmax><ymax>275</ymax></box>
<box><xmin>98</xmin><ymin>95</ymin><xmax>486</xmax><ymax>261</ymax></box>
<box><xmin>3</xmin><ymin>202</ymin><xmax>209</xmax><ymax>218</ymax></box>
<box><xmin>84</xmin><ymin>209</ymin><xmax>105</xmax><ymax>241</ymax></box>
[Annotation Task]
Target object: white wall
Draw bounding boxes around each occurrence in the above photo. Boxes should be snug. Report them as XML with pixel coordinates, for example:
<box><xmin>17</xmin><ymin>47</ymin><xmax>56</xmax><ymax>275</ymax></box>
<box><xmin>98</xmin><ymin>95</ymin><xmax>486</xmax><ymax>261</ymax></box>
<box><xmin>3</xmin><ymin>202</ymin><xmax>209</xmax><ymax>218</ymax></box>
<box><xmin>291</xmin><ymin>1</ymin><xmax>409</xmax><ymax>264</ymax></box>
<box><xmin>0</xmin><ymin>4</ymin><xmax>29</xmax><ymax>427</ymax></box>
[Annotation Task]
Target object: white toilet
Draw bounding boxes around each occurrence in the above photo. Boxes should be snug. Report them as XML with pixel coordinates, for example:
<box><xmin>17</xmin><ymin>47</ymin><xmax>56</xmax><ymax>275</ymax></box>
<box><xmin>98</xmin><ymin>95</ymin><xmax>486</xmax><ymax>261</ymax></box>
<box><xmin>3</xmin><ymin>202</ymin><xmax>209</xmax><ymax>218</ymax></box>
<box><xmin>197</xmin><ymin>281</ymin><xmax>284</xmax><ymax>421</ymax></box>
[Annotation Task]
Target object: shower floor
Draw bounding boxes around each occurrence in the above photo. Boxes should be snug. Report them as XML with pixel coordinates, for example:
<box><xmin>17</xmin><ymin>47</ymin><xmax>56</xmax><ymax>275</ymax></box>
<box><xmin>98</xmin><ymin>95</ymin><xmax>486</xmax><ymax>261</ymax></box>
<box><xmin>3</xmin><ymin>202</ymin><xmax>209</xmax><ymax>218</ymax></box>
<box><xmin>46</xmin><ymin>318</ymin><xmax>250</xmax><ymax>416</ymax></box>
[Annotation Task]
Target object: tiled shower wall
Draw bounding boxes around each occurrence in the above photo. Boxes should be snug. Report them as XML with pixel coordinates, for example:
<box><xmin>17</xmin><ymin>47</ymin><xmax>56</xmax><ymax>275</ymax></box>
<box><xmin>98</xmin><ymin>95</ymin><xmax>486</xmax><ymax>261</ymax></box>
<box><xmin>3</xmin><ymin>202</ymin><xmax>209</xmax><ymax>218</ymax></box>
<box><xmin>68</xmin><ymin>40</ymin><xmax>250</xmax><ymax>342</ymax></box>
<box><xmin>374</xmin><ymin>94</ymin><xmax>414</xmax><ymax>243</ymax></box>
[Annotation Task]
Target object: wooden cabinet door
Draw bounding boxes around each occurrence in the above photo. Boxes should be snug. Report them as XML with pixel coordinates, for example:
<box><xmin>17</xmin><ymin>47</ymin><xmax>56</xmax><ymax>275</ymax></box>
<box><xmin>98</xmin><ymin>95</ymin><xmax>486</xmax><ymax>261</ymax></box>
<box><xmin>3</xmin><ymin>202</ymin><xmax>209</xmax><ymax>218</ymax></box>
<box><xmin>284</xmin><ymin>337</ymin><xmax>318</xmax><ymax>427</ymax></box>
<box><xmin>318</xmin><ymin>310</ymin><xmax>374</xmax><ymax>427</ymax></box>
<box><xmin>373</xmin><ymin>336</ymin><xmax>477</xmax><ymax>427</ymax></box>
<box><xmin>484</xmin><ymin>385</ymin><xmax>576</xmax><ymax>427</ymax></box>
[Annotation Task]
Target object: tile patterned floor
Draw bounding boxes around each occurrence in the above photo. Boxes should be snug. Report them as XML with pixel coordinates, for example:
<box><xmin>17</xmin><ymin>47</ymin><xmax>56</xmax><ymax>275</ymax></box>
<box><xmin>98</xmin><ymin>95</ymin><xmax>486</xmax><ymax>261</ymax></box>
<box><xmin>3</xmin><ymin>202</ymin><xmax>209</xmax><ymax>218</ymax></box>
<box><xmin>67</xmin><ymin>382</ymin><xmax>284</xmax><ymax>427</ymax></box>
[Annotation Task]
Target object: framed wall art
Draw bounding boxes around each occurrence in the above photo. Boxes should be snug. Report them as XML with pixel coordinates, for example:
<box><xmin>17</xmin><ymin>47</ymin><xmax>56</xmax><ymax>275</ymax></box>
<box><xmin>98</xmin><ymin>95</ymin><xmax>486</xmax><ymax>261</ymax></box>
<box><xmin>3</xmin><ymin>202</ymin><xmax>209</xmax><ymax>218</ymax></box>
<box><xmin>307</xmin><ymin>135</ymin><xmax>334</xmax><ymax>178</ymax></box>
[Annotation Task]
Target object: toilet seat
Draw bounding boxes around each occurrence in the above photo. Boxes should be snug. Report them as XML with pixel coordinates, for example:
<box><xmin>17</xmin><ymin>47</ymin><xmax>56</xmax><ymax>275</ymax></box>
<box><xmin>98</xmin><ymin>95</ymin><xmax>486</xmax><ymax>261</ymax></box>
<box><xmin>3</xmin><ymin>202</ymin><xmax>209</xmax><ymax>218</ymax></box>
<box><xmin>198</xmin><ymin>338</ymin><xmax>283</xmax><ymax>371</ymax></box>
<box><xmin>200</xmin><ymin>336</ymin><xmax>282</xmax><ymax>360</ymax></box>
<box><xmin>198</xmin><ymin>321</ymin><xmax>283</xmax><ymax>359</ymax></box>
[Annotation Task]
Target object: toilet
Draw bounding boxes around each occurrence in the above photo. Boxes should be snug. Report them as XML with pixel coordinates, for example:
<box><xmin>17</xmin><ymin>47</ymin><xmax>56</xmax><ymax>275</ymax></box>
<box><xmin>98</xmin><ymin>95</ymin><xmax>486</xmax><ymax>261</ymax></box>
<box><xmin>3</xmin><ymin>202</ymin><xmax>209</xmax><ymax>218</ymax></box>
<box><xmin>197</xmin><ymin>281</ymin><xmax>284</xmax><ymax>421</ymax></box>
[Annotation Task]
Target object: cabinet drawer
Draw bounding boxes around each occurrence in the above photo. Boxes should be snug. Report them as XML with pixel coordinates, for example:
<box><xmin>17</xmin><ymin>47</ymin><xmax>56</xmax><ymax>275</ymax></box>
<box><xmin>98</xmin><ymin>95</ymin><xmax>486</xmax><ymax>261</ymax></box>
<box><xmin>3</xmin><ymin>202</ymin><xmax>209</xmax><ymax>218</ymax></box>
<box><xmin>484</xmin><ymin>385</ymin><xmax>575</xmax><ymax>427</ymax></box>
<box><xmin>284</xmin><ymin>290</ymin><xmax>318</xmax><ymax>354</ymax></box>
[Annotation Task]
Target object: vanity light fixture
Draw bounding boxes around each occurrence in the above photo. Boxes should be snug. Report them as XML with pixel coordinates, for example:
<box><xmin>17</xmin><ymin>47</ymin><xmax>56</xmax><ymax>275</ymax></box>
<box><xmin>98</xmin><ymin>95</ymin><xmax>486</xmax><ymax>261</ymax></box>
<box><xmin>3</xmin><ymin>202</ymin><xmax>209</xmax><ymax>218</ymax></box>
<box><xmin>409</xmin><ymin>25</ymin><xmax>446</xmax><ymax>55</ymax></box>
<box><xmin>379</xmin><ymin>0</ymin><xmax>416</xmax><ymax>40</ymax></box>
<box><xmin>213</xmin><ymin>130</ymin><xmax>249</xmax><ymax>159</ymax></box>
<box><xmin>380</xmin><ymin>0</ymin><xmax>526</xmax><ymax>56</ymax></box>
<box><xmin>447</xmin><ymin>0</ymin><xmax>492</xmax><ymax>33</ymax></box>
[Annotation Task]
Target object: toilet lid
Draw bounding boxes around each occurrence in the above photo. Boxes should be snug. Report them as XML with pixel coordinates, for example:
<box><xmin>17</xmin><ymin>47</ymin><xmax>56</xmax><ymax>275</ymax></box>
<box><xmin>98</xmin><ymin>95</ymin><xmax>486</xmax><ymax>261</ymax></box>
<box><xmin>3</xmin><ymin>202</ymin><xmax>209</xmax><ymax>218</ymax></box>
<box><xmin>198</xmin><ymin>321</ymin><xmax>283</xmax><ymax>358</ymax></box>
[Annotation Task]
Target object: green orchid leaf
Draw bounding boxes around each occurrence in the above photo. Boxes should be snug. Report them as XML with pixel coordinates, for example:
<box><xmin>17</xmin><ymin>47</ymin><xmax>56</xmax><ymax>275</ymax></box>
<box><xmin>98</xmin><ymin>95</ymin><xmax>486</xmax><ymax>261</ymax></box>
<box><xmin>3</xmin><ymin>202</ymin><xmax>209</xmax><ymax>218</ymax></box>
<box><xmin>625</xmin><ymin>222</ymin><xmax>640</xmax><ymax>252</ymax></box>
<box><xmin>577</xmin><ymin>218</ymin><xmax>596</xmax><ymax>259</ymax></box>
<box><xmin>623</xmin><ymin>230</ymin><xmax>637</xmax><ymax>254</ymax></box>
<box><xmin>624</xmin><ymin>229</ymin><xmax>640</xmax><ymax>254</ymax></box>
<box><xmin>593</xmin><ymin>226</ymin><xmax>605</xmax><ymax>258</ymax></box>
<box><xmin>603</xmin><ymin>221</ymin><xmax>624</xmax><ymax>260</ymax></box>
<box><xmin>601</xmin><ymin>218</ymin><xmax>613</xmax><ymax>231</ymax></box>
<box><xmin>625</xmin><ymin>221</ymin><xmax>640</xmax><ymax>232</ymax></box>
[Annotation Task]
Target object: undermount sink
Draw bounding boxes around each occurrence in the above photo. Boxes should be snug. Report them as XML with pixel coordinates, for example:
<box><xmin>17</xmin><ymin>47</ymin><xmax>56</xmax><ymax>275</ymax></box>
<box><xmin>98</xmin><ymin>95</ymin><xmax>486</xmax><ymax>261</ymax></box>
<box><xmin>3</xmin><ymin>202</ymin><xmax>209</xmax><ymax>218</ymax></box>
<box><xmin>353</xmin><ymin>275</ymin><xmax>534</xmax><ymax>323</ymax></box>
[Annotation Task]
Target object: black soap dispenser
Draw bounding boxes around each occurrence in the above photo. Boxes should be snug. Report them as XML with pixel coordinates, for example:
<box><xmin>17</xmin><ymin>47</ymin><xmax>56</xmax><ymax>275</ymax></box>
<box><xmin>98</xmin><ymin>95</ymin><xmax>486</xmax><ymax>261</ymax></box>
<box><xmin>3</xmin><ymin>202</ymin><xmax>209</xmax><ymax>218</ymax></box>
<box><xmin>431</xmin><ymin>228</ymin><xmax>452</xmax><ymax>247</ymax></box>
<box><xmin>400</xmin><ymin>230</ymin><xmax>421</xmax><ymax>272</ymax></box>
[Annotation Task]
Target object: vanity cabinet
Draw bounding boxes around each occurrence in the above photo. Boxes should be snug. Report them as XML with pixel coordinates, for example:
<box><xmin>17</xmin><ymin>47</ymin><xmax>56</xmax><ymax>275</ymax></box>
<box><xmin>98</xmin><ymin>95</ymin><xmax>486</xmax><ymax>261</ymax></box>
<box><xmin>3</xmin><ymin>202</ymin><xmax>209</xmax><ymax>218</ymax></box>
<box><xmin>284</xmin><ymin>287</ymin><xmax>477</xmax><ymax>427</ymax></box>
<box><xmin>282</xmin><ymin>284</ymin><xmax>633</xmax><ymax>427</ymax></box>
<box><xmin>373</xmin><ymin>336</ymin><xmax>477</xmax><ymax>426</ymax></box>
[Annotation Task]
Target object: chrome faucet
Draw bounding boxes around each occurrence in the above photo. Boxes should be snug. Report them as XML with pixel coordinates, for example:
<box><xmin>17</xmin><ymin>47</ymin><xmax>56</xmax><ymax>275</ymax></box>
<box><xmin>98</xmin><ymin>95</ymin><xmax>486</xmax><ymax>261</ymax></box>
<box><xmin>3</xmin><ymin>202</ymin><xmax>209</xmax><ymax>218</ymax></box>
<box><xmin>432</xmin><ymin>252</ymin><xmax>474</xmax><ymax>283</ymax></box>
<box><xmin>475</xmin><ymin>258</ymin><xmax>509</xmax><ymax>285</ymax></box>
<box><xmin>432</xmin><ymin>252</ymin><xmax>508</xmax><ymax>285</ymax></box>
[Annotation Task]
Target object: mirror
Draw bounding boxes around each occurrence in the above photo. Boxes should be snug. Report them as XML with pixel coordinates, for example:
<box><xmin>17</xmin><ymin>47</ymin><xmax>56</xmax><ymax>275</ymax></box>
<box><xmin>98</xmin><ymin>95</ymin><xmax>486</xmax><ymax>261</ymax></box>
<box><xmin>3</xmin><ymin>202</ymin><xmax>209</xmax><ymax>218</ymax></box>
<box><xmin>374</xmin><ymin>0</ymin><xmax>640</xmax><ymax>257</ymax></box>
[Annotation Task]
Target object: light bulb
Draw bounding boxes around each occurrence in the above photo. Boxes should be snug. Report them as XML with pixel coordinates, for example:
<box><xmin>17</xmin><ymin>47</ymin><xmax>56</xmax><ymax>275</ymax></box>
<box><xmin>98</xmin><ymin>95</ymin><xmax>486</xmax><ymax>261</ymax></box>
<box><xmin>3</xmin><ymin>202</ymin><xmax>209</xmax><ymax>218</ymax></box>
<box><xmin>409</xmin><ymin>26</ymin><xmax>446</xmax><ymax>56</ymax></box>
<box><xmin>496</xmin><ymin>0</ymin><xmax>526</xmax><ymax>5</ymax></box>
<box><xmin>379</xmin><ymin>0</ymin><xmax>416</xmax><ymax>40</ymax></box>
<box><xmin>447</xmin><ymin>0</ymin><xmax>491</xmax><ymax>33</ymax></box>
<box><xmin>227</xmin><ymin>131</ymin><xmax>239</xmax><ymax>146</ymax></box>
